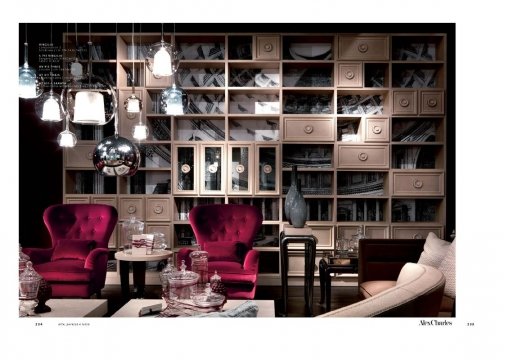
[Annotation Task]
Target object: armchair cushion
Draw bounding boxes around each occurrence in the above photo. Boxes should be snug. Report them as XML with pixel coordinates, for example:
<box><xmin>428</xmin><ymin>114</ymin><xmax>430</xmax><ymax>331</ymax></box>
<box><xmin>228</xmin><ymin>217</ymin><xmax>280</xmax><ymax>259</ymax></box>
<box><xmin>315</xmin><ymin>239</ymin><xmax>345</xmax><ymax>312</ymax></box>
<box><xmin>203</xmin><ymin>241</ymin><xmax>243</xmax><ymax>263</ymax></box>
<box><xmin>417</xmin><ymin>232</ymin><xmax>451</xmax><ymax>268</ymax></box>
<box><xmin>51</xmin><ymin>240</ymin><xmax>96</xmax><ymax>261</ymax></box>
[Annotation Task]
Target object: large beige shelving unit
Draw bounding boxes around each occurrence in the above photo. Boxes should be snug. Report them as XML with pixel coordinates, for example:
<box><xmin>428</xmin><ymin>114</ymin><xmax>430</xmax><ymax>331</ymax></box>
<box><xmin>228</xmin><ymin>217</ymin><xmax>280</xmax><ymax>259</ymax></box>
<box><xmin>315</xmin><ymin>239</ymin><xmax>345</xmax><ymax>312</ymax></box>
<box><xmin>62</xmin><ymin>29</ymin><xmax>449</xmax><ymax>285</ymax></box>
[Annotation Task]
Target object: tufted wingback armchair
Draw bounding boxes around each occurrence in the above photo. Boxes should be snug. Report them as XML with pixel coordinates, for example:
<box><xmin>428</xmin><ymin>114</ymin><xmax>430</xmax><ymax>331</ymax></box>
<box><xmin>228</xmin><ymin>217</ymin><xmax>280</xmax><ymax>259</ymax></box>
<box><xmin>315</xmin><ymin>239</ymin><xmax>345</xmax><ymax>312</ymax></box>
<box><xmin>177</xmin><ymin>204</ymin><xmax>263</xmax><ymax>299</ymax></box>
<box><xmin>22</xmin><ymin>204</ymin><xmax>118</xmax><ymax>298</ymax></box>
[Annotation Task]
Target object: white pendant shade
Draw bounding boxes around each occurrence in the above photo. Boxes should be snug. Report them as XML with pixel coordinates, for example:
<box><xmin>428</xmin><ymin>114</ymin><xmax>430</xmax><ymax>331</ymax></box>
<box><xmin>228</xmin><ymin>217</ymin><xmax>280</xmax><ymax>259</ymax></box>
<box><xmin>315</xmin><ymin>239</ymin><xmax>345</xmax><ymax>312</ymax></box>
<box><xmin>73</xmin><ymin>91</ymin><xmax>106</xmax><ymax>124</ymax></box>
<box><xmin>57</xmin><ymin>130</ymin><xmax>77</xmax><ymax>148</ymax></box>
<box><xmin>126</xmin><ymin>97</ymin><xmax>142</xmax><ymax>113</ymax></box>
<box><xmin>70</xmin><ymin>61</ymin><xmax>83</xmax><ymax>78</ymax></box>
<box><xmin>19</xmin><ymin>66</ymin><xmax>38</xmax><ymax>98</ymax></box>
<box><xmin>41</xmin><ymin>96</ymin><xmax>61</xmax><ymax>121</ymax></box>
<box><xmin>153</xmin><ymin>47</ymin><xmax>173</xmax><ymax>77</ymax></box>
<box><xmin>165</xmin><ymin>101</ymin><xmax>184</xmax><ymax>115</ymax></box>
<box><xmin>132</xmin><ymin>124</ymin><xmax>149</xmax><ymax>141</ymax></box>
<box><xmin>161</xmin><ymin>84</ymin><xmax>188</xmax><ymax>115</ymax></box>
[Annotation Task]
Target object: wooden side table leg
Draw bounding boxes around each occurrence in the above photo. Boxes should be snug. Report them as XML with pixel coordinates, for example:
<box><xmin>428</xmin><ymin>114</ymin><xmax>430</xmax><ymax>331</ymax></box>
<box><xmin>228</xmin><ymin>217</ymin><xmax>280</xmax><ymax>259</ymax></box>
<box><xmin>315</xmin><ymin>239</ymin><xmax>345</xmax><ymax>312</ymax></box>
<box><xmin>119</xmin><ymin>260</ymin><xmax>130</xmax><ymax>299</ymax></box>
<box><xmin>132</xmin><ymin>261</ymin><xmax>146</xmax><ymax>298</ymax></box>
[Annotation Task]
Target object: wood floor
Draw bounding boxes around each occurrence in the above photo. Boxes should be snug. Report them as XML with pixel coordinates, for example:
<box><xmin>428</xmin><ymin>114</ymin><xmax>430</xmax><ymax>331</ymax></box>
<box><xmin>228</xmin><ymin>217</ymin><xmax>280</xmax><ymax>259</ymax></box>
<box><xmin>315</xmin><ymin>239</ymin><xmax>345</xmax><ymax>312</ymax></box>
<box><xmin>100</xmin><ymin>284</ymin><xmax>360</xmax><ymax>317</ymax></box>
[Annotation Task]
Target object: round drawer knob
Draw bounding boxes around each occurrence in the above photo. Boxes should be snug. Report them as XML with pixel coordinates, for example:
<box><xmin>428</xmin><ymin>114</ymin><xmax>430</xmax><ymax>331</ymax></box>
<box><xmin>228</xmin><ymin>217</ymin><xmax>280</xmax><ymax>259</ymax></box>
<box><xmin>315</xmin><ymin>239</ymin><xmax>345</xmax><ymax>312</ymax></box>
<box><xmin>263</xmin><ymin>43</ymin><xmax>273</xmax><ymax>52</ymax></box>
<box><xmin>413</xmin><ymin>233</ymin><xmax>424</xmax><ymax>240</ymax></box>
<box><xmin>345</xmin><ymin>70</ymin><xmax>355</xmax><ymax>80</ymax></box>
<box><xmin>181</xmin><ymin>164</ymin><xmax>191</xmax><ymax>174</ymax></box>
<box><xmin>372</xmin><ymin>125</ymin><xmax>382</xmax><ymax>134</ymax></box>
<box><xmin>263</xmin><ymin>164</ymin><xmax>272</xmax><ymax>174</ymax></box>
<box><xmin>153</xmin><ymin>205</ymin><xmax>163</xmax><ymax>214</ymax></box>
<box><xmin>427</xmin><ymin>98</ymin><xmax>438</xmax><ymax>107</ymax></box>
<box><xmin>304</xmin><ymin>125</ymin><xmax>314</xmax><ymax>134</ymax></box>
<box><xmin>127</xmin><ymin>205</ymin><xmax>136</xmax><ymax>214</ymax></box>
<box><xmin>399</xmin><ymin>98</ymin><xmax>409</xmax><ymax>107</ymax></box>
<box><xmin>358</xmin><ymin>43</ymin><xmax>368</xmax><ymax>53</ymax></box>
<box><xmin>236</xmin><ymin>164</ymin><xmax>245</xmax><ymax>173</ymax></box>
<box><xmin>412</xmin><ymin>179</ymin><xmax>424</xmax><ymax>189</ymax></box>
<box><xmin>358</xmin><ymin>152</ymin><xmax>368</xmax><ymax>161</ymax></box>
<box><xmin>87</xmin><ymin>152</ymin><xmax>93</xmax><ymax>160</ymax></box>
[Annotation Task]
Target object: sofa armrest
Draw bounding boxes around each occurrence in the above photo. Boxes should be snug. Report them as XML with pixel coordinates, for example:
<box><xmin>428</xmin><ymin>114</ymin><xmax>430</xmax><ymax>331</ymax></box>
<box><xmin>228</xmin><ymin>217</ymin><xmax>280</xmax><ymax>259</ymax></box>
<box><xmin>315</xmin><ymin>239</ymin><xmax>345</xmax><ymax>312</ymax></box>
<box><xmin>242</xmin><ymin>249</ymin><xmax>260</xmax><ymax>272</ymax></box>
<box><xmin>22</xmin><ymin>247</ymin><xmax>54</xmax><ymax>264</ymax></box>
<box><xmin>358</xmin><ymin>238</ymin><xmax>425</xmax><ymax>284</ymax></box>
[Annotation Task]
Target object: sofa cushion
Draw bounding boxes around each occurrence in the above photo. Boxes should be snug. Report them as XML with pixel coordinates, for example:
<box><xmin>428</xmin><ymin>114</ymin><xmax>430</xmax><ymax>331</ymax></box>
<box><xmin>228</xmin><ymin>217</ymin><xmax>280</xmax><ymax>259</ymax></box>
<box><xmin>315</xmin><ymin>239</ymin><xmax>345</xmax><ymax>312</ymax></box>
<box><xmin>417</xmin><ymin>232</ymin><xmax>451</xmax><ymax>268</ymax></box>
<box><xmin>359</xmin><ymin>280</ymin><xmax>396</xmax><ymax>298</ymax></box>
<box><xmin>438</xmin><ymin>239</ymin><xmax>456</xmax><ymax>298</ymax></box>
<box><xmin>51</xmin><ymin>240</ymin><xmax>96</xmax><ymax>261</ymax></box>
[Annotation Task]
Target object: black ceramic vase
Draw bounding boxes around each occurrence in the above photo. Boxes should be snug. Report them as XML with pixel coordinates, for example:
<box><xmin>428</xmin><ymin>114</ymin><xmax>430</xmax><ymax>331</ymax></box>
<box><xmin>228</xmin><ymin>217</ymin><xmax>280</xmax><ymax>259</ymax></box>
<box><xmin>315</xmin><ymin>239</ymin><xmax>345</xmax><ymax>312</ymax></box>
<box><xmin>284</xmin><ymin>165</ymin><xmax>307</xmax><ymax>228</ymax></box>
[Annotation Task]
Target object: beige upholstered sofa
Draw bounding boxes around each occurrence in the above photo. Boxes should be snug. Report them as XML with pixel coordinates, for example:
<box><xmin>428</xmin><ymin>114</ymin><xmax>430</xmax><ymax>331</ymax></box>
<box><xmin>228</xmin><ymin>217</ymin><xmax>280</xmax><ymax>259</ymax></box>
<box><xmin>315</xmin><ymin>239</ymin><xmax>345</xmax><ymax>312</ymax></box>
<box><xmin>317</xmin><ymin>262</ymin><xmax>445</xmax><ymax>317</ymax></box>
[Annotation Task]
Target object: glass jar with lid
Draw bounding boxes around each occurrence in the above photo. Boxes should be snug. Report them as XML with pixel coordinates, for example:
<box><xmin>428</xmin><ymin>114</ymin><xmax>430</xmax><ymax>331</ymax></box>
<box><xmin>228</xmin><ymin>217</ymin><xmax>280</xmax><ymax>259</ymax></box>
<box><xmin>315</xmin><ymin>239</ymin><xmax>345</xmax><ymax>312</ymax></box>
<box><xmin>121</xmin><ymin>216</ymin><xmax>144</xmax><ymax>254</ymax></box>
<box><xmin>167</xmin><ymin>261</ymin><xmax>199</xmax><ymax>300</ymax></box>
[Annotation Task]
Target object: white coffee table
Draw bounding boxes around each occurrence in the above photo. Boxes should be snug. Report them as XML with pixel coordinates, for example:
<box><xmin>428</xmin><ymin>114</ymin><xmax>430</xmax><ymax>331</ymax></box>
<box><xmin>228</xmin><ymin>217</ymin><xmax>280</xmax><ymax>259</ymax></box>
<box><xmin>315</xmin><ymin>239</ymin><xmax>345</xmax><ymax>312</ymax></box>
<box><xmin>111</xmin><ymin>299</ymin><xmax>275</xmax><ymax>317</ymax></box>
<box><xmin>36</xmin><ymin>299</ymin><xmax>108</xmax><ymax>317</ymax></box>
<box><xmin>114</xmin><ymin>250</ymin><xmax>172</xmax><ymax>299</ymax></box>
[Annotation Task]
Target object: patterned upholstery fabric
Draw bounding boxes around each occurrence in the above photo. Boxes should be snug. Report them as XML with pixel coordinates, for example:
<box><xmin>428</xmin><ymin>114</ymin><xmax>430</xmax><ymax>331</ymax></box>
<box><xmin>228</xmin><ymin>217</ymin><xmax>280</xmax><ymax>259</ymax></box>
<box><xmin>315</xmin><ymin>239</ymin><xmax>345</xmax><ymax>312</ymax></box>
<box><xmin>22</xmin><ymin>204</ymin><xmax>118</xmax><ymax>298</ymax></box>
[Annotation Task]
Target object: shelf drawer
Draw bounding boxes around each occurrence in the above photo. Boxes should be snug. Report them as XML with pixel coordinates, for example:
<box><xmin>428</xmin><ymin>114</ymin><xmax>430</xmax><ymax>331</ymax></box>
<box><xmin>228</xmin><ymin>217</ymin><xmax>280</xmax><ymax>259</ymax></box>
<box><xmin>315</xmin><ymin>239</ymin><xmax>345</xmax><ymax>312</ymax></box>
<box><xmin>337</xmin><ymin>145</ymin><xmax>389</xmax><ymax>169</ymax></box>
<box><xmin>65</xmin><ymin>145</ymin><xmax>95</xmax><ymax>168</ymax></box>
<box><xmin>255</xmin><ymin>35</ymin><xmax>280</xmax><ymax>60</ymax></box>
<box><xmin>420</xmin><ymin>91</ymin><xmax>444</xmax><ymax>115</ymax></box>
<box><xmin>283</xmin><ymin>117</ymin><xmax>334</xmax><ymax>141</ymax></box>
<box><xmin>146</xmin><ymin>197</ymin><xmax>171</xmax><ymax>221</ymax></box>
<box><xmin>392</xmin><ymin>171</ymin><xmax>444</xmax><ymax>196</ymax></box>
<box><xmin>365</xmin><ymin>117</ymin><xmax>389</xmax><ymax>142</ymax></box>
<box><xmin>392</xmin><ymin>226</ymin><xmax>443</xmax><ymax>240</ymax></box>
<box><xmin>338</xmin><ymin>36</ymin><xmax>389</xmax><ymax>60</ymax></box>
<box><xmin>337</xmin><ymin>62</ymin><xmax>362</xmax><ymax>87</ymax></box>
<box><xmin>393</xmin><ymin>91</ymin><xmax>417</xmax><ymax>115</ymax></box>
<box><xmin>364</xmin><ymin>225</ymin><xmax>390</xmax><ymax>239</ymax></box>
<box><xmin>118</xmin><ymin>197</ymin><xmax>145</xmax><ymax>220</ymax></box>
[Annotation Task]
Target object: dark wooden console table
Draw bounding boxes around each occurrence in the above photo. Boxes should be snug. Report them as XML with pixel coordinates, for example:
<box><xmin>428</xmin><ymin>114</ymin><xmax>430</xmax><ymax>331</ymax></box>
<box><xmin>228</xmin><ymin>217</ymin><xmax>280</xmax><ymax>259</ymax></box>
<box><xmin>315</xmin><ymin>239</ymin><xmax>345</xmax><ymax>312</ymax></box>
<box><xmin>280</xmin><ymin>231</ymin><xmax>317</xmax><ymax>316</ymax></box>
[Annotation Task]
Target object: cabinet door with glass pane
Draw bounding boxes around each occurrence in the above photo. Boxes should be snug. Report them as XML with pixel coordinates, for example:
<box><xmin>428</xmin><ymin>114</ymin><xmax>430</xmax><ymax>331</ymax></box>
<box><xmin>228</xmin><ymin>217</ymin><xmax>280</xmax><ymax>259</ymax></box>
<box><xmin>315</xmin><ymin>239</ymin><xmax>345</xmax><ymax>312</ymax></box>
<box><xmin>227</xmin><ymin>143</ymin><xmax>253</xmax><ymax>195</ymax></box>
<box><xmin>255</xmin><ymin>144</ymin><xmax>280</xmax><ymax>195</ymax></box>
<box><xmin>200</xmin><ymin>144</ymin><xmax>225</xmax><ymax>194</ymax></box>
<box><xmin>173</xmin><ymin>144</ymin><xmax>197</xmax><ymax>195</ymax></box>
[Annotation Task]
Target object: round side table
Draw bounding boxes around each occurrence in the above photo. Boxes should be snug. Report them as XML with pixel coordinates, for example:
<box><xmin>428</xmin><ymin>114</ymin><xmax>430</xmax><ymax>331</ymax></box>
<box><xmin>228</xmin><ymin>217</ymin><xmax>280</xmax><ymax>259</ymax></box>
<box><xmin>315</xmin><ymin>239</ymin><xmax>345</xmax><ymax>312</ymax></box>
<box><xmin>114</xmin><ymin>250</ymin><xmax>173</xmax><ymax>299</ymax></box>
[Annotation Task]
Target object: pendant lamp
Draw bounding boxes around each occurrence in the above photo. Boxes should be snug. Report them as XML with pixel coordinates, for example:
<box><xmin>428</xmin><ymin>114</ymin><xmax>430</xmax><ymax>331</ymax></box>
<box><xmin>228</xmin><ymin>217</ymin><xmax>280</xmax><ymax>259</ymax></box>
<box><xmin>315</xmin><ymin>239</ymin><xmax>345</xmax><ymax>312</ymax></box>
<box><xmin>124</xmin><ymin>24</ymin><xmax>143</xmax><ymax>119</ymax></box>
<box><xmin>129</xmin><ymin>24</ymin><xmax>148</xmax><ymax>141</ymax></box>
<box><xmin>146</xmin><ymin>23</ymin><xmax>179</xmax><ymax>78</ymax></box>
<box><xmin>61</xmin><ymin>24</ymin><xmax>117</xmax><ymax>125</ymax></box>
<box><xmin>57</xmin><ymin>114</ymin><xmax>77</xmax><ymax>148</ymax></box>
<box><xmin>19</xmin><ymin>24</ymin><xmax>44</xmax><ymax>99</ymax></box>
<box><xmin>93</xmin><ymin>108</ymin><xmax>140</xmax><ymax>177</ymax></box>
<box><xmin>161</xmin><ymin>80</ymin><xmax>189</xmax><ymax>115</ymax></box>
<box><xmin>70</xmin><ymin>23</ymin><xmax>83</xmax><ymax>79</ymax></box>
<box><xmin>35</xmin><ymin>24</ymin><xmax>63</xmax><ymax>122</ymax></box>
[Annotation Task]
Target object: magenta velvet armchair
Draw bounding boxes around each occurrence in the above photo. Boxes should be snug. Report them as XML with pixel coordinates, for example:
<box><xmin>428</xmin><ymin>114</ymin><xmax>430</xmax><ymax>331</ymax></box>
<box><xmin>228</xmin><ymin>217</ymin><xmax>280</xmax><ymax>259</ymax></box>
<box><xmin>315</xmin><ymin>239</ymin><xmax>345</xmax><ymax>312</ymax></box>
<box><xmin>22</xmin><ymin>204</ymin><xmax>118</xmax><ymax>298</ymax></box>
<box><xmin>177</xmin><ymin>204</ymin><xmax>263</xmax><ymax>299</ymax></box>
